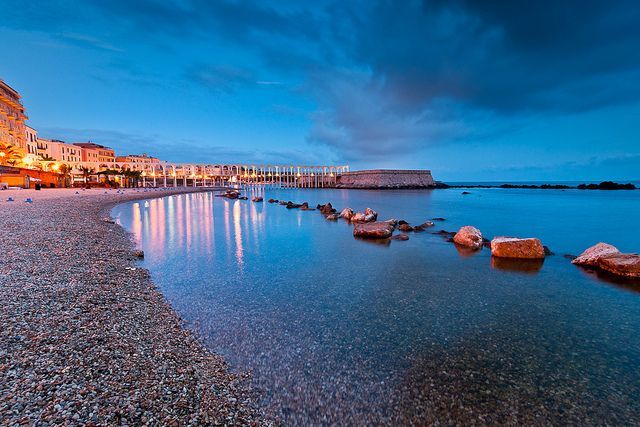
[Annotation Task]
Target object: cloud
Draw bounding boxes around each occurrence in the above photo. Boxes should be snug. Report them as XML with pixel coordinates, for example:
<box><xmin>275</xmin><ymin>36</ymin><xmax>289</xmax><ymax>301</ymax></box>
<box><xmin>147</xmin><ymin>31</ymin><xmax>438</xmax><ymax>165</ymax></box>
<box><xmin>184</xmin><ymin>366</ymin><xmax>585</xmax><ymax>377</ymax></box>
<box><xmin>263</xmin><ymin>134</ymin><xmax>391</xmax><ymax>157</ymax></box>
<box><xmin>58</xmin><ymin>33</ymin><xmax>123</xmax><ymax>53</ymax></box>
<box><xmin>5</xmin><ymin>0</ymin><xmax>640</xmax><ymax>170</ymax></box>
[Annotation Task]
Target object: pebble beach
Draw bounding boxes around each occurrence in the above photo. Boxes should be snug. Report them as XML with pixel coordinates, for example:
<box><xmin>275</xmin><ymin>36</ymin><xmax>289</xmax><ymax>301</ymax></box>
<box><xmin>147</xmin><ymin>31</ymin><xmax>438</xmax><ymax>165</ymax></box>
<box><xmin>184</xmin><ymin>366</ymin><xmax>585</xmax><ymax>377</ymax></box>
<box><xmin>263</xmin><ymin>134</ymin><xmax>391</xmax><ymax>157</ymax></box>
<box><xmin>0</xmin><ymin>188</ymin><xmax>261</xmax><ymax>425</ymax></box>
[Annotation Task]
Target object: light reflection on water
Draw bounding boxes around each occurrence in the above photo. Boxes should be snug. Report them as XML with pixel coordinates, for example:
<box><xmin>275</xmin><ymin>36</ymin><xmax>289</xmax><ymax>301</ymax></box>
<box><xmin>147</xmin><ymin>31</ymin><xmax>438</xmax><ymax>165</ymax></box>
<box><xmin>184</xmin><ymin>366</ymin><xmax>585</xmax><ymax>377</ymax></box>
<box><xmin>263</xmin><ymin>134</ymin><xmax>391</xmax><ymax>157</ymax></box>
<box><xmin>112</xmin><ymin>188</ymin><xmax>640</xmax><ymax>424</ymax></box>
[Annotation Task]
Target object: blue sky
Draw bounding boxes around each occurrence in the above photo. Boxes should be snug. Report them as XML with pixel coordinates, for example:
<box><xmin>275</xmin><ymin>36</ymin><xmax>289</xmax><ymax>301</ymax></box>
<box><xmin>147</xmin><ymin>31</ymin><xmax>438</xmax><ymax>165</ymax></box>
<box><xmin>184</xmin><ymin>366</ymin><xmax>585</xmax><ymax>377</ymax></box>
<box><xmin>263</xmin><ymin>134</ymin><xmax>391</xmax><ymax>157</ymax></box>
<box><xmin>1</xmin><ymin>0</ymin><xmax>639</xmax><ymax>181</ymax></box>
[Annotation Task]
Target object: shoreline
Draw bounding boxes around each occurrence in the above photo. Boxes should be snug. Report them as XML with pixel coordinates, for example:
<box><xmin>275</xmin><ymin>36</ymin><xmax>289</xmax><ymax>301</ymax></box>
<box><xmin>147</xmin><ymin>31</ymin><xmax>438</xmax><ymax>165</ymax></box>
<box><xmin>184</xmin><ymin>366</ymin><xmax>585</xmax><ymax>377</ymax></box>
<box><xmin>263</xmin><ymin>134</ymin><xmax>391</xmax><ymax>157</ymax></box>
<box><xmin>0</xmin><ymin>188</ymin><xmax>261</xmax><ymax>425</ymax></box>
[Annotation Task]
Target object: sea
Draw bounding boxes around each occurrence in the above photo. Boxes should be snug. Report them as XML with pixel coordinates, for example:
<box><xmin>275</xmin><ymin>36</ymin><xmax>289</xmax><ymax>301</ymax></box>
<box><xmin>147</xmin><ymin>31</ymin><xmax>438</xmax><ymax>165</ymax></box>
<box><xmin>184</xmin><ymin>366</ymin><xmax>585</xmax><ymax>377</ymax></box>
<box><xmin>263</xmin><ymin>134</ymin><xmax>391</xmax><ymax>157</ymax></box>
<box><xmin>112</xmin><ymin>185</ymin><xmax>640</xmax><ymax>424</ymax></box>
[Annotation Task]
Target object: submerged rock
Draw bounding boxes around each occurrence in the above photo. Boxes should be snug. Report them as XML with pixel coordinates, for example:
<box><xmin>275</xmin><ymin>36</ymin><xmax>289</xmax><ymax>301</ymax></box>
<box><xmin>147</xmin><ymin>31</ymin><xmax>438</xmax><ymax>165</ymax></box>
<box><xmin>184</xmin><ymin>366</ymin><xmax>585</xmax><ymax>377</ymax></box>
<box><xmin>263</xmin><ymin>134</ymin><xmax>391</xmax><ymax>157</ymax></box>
<box><xmin>598</xmin><ymin>253</ymin><xmax>640</xmax><ymax>278</ymax></box>
<box><xmin>353</xmin><ymin>221</ymin><xmax>395</xmax><ymax>239</ymax></box>
<box><xmin>252</xmin><ymin>196</ymin><xmax>263</xmax><ymax>202</ymax></box>
<box><xmin>391</xmin><ymin>234</ymin><xmax>409</xmax><ymax>241</ymax></box>
<box><xmin>420</xmin><ymin>221</ymin><xmax>435</xmax><ymax>228</ymax></box>
<box><xmin>453</xmin><ymin>226</ymin><xmax>483</xmax><ymax>250</ymax></box>
<box><xmin>490</xmin><ymin>237</ymin><xmax>545</xmax><ymax>259</ymax></box>
<box><xmin>572</xmin><ymin>242</ymin><xmax>620</xmax><ymax>266</ymax></box>
<box><xmin>268</xmin><ymin>198</ymin><xmax>278</xmax><ymax>203</ymax></box>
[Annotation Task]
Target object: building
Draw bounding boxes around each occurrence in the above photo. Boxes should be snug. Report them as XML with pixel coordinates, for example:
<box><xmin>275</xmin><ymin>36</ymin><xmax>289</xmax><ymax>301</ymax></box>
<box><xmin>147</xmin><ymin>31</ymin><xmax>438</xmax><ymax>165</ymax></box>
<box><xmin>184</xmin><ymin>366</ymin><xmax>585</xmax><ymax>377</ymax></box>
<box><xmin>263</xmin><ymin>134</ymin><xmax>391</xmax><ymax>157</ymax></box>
<box><xmin>115</xmin><ymin>153</ymin><xmax>160</xmax><ymax>164</ymax></box>
<box><xmin>39</xmin><ymin>138</ymin><xmax>82</xmax><ymax>163</ymax></box>
<box><xmin>0</xmin><ymin>79</ymin><xmax>28</xmax><ymax>152</ymax></box>
<box><xmin>73</xmin><ymin>142</ymin><xmax>115</xmax><ymax>164</ymax></box>
<box><xmin>25</xmin><ymin>125</ymin><xmax>38</xmax><ymax>160</ymax></box>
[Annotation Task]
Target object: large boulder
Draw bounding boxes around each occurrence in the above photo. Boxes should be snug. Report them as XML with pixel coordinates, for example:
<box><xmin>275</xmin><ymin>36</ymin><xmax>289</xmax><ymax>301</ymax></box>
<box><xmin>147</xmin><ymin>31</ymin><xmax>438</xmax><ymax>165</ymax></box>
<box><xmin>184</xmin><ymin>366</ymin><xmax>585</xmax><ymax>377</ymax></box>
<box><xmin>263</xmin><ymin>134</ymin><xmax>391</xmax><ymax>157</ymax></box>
<box><xmin>353</xmin><ymin>221</ymin><xmax>395</xmax><ymax>239</ymax></box>
<box><xmin>339</xmin><ymin>207</ymin><xmax>354</xmax><ymax>220</ymax></box>
<box><xmin>490</xmin><ymin>237</ymin><xmax>545</xmax><ymax>259</ymax></box>
<box><xmin>597</xmin><ymin>254</ymin><xmax>640</xmax><ymax>278</ymax></box>
<box><xmin>572</xmin><ymin>242</ymin><xmax>620</xmax><ymax>267</ymax></box>
<box><xmin>453</xmin><ymin>226</ymin><xmax>483</xmax><ymax>250</ymax></box>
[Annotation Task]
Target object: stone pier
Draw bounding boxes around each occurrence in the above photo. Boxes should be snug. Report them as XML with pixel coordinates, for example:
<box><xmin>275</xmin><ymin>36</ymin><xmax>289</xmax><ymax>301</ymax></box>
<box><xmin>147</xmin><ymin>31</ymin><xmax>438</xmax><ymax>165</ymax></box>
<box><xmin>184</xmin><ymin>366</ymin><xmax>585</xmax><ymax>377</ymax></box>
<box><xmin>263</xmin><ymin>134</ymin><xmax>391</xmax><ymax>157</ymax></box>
<box><xmin>336</xmin><ymin>169</ymin><xmax>435</xmax><ymax>189</ymax></box>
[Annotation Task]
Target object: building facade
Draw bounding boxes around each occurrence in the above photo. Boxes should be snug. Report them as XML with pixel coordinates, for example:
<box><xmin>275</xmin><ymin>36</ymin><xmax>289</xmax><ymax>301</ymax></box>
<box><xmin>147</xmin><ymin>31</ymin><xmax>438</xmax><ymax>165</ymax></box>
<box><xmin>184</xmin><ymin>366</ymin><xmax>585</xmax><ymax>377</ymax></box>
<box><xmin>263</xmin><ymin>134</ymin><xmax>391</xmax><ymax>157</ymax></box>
<box><xmin>115</xmin><ymin>153</ymin><xmax>160</xmax><ymax>164</ymax></box>
<box><xmin>25</xmin><ymin>125</ymin><xmax>38</xmax><ymax>160</ymax></box>
<box><xmin>73</xmin><ymin>142</ymin><xmax>115</xmax><ymax>163</ymax></box>
<box><xmin>40</xmin><ymin>138</ymin><xmax>82</xmax><ymax>163</ymax></box>
<box><xmin>0</xmin><ymin>79</ymin><xmax>27</xmax><ymax>152</ymax></box>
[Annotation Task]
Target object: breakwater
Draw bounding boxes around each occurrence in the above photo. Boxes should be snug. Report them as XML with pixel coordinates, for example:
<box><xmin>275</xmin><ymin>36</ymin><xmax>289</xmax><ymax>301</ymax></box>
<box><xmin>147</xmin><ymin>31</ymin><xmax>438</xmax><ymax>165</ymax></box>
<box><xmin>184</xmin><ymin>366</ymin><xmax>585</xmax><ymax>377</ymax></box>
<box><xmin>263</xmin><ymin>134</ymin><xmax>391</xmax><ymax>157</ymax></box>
<box><xmin>336</xmin><ymin>169</ymin><xmax>435</xmax><ymax>189</ymax></box>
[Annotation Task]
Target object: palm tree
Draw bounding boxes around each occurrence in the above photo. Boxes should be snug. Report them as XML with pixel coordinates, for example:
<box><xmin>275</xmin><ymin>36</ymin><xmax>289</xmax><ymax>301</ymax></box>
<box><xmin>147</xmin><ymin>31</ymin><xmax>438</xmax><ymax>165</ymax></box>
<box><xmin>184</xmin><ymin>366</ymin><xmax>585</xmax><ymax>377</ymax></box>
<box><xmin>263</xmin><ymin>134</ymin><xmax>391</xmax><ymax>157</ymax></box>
<box><xmin>58</xmin><ymin>164</ymin><xmax>72</xmax><ymax>187</ymax></box>
<box><xmin>79</xmin><ymin>166</ymin><xmax>95</xmax><ymax>184</ymax></box>
<box><xmin>0</xmin><ymin>143</ymin><xmax>22</xmax><ymax>166</ymax></box>
<box><xmin>123</xmin><ymin>169</ymin><xmax>143</xmax><ymax>188</ymax></box>
<box><xmin>38</xmin><ymin>154</ymin><xmax>55</xmax><ymax>162</ymax></box>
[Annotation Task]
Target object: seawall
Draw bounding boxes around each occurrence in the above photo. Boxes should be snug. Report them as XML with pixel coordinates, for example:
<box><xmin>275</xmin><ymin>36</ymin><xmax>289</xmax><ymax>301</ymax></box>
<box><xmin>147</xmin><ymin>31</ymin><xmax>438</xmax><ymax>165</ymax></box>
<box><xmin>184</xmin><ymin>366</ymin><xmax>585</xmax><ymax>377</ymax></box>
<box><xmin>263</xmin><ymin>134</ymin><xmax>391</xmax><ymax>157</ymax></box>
<box><xmin>336</xmin><ymin>169</ymin><xmax>435</xmax><ymax>189</ymax></box>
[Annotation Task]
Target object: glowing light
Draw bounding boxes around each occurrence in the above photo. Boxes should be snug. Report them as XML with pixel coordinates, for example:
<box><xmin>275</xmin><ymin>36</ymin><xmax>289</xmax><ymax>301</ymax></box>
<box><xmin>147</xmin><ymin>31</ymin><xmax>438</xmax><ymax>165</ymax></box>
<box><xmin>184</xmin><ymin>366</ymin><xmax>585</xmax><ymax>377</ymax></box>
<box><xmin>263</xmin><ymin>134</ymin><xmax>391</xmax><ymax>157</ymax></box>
<box><xmin>297</xmin><ymin>172</ymin><xmax>301</xmax><ymax>177</ymax></box>
<box><xmin>51</xmin><ymin>164</ymin><xmax>59</xmax><ymax>171</ymax></box>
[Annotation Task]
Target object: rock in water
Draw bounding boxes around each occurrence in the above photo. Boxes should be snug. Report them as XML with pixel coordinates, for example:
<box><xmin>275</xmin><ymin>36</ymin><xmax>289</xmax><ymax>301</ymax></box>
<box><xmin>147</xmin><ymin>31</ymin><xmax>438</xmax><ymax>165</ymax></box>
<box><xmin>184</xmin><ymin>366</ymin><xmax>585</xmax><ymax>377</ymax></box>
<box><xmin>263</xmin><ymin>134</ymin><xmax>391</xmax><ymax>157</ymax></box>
<box><xmin>490</xmin><ymin>237</ymin><xmax>545</xmax><ymax>259</ymax></box>
<box><xmin>420</xmin><ymin>221</ymin><xmax>435</xmax><ymax>228</ymax></box>
<box><xmin>353</xmin><ymin>222</ymin><xmax>395</xmax><ymax>239</ymax></box>
<box><xmin>597</xmin><ymin>253</ymin><xmax>640</xmax><ymax>278</ymax></box>
<box><xmin>252</xmin><ymin>196</ymin><xmax>263</xmax><ymax>202</ymax></box>
<box><xmin>339</xmin><ymin>208</ymin><xmax>354</xmax><ymax>220</ymax></box>
<box><xmin>318</xmin><ymin>202</ymin><xmax>335</xmax><ymax>215</ymax></box>
<box><xmin>364</xmin><ymin>208</ymin><xmax>378</xmax><ymax>221</ymax></box>
<box><xmin>133</xmin><ymin>250</ymin><xmax>145</xmax><ymax>258</ymax></box>
<box><xmin>572</xmin><ymin>242</ymin><xmax>620</xmax><ymax>266</ymax></box>
<box><xmin>325</xmin><ymin>213</ymin><xmax>339</xmax><ymax>221</ymax></box>
<box><xmin>398</xmin><ymin>223</ymin><xmax>413</xmax><ymax>232</ymax></box>
<box><xmin>391</xmin><ymin>234</ymin><xmax>409</xmax><ymax>241</ymax></box>
<box><xmin>453</xmin><ymin>226</ymin><xmax>483</xmax><ymax>250</ymax></box>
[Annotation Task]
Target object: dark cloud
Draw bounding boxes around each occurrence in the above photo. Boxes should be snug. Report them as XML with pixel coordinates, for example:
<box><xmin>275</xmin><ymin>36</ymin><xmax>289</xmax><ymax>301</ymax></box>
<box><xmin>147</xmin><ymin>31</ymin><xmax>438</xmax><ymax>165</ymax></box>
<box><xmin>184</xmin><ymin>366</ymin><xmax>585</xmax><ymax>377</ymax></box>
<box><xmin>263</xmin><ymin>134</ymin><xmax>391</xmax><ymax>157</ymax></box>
<box><xmin>5</xmin><ymin>0</ymin><xmax>640</xmax><ymax>166</ymax></box>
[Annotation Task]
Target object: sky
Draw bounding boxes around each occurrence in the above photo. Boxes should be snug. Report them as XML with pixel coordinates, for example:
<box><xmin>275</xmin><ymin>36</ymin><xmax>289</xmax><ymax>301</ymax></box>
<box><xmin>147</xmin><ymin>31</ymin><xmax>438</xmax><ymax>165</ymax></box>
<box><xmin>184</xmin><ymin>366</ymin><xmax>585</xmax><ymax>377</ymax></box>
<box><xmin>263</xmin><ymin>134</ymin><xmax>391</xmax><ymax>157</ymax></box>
<box><xmin>1</xmin><ymin>0</ymin><xmax>639</xmax><ymax>181</ymax></box>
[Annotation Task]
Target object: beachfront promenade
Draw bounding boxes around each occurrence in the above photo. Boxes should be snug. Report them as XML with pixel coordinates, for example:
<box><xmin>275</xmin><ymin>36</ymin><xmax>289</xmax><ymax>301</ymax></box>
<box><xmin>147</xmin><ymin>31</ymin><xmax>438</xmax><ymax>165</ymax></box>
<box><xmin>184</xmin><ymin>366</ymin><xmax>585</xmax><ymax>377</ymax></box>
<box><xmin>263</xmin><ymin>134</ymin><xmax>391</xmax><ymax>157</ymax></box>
<box><xmin>37</xmin><ymin>161</ymin><xmax>350</xmax><ymax>188</ymax></box>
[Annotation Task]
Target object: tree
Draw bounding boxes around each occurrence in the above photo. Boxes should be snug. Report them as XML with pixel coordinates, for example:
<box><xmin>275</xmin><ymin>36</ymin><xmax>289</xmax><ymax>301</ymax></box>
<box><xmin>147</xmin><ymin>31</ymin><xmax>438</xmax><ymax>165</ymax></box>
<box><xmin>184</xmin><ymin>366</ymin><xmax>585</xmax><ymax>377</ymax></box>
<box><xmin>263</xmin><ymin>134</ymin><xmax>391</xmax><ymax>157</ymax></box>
<box><xmin>58</xmin><ymin>164</ymin><xmax>72</xmax><ymax>187</ymax></box>
<box><xmin>123</xmin><ymin>169</ymin><xmax>143</xmax><ymax>188</ymax></box>
<box><xmin>0</xmin><ymin>143</ymin><xmax>22</xmax><ymax>166</ymax></box>
<box><xmin>38</xmin><ymin>154</ymin><xmax>55</xmax><ymax>162</ymax></box>
<box><xmin>79</xmin><ymin>166</ymin><xmax>95</xmax><ymax>184</ymax></box>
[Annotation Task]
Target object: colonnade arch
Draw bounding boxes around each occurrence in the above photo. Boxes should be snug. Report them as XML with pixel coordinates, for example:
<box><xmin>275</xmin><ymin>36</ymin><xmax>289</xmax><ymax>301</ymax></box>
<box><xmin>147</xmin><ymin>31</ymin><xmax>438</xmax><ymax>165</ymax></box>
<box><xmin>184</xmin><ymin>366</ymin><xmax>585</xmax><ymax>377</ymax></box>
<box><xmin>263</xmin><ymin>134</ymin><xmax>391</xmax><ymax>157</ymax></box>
<box><xmin>32</xmin><ymin>160</ymin><xmax>349</xmax><ymax>188</ymax></box>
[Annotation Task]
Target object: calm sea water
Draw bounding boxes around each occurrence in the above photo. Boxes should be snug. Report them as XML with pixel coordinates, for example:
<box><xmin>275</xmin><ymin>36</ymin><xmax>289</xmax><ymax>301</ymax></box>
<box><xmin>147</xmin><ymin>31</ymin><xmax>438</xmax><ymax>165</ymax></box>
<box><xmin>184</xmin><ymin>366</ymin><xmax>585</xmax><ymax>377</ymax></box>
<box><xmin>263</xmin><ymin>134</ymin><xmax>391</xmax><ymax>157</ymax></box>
<box><xmin>112</xmin><ymin>188</ymin><xmax>640</xmax><ymax>424</ymax></box>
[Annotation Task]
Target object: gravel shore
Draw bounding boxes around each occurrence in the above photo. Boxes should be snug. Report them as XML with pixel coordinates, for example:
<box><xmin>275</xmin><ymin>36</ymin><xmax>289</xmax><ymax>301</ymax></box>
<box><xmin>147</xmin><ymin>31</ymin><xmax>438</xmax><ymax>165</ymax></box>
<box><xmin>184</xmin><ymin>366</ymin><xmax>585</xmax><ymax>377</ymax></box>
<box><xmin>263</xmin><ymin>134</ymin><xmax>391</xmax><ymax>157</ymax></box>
<box><xmin>0</xmin><ymin>188</ymin><xmax>262</xmax><ymax>425</ymax></box>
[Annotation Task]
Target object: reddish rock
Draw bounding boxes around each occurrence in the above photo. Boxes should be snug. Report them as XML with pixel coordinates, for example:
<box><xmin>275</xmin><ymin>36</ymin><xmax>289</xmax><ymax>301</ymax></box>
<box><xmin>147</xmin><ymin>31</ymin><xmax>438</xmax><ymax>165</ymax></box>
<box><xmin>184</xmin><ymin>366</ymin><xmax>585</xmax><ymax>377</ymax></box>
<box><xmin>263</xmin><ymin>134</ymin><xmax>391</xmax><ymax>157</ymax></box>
<box><xmin>318</xmin><ymin>202</ymin><xmax>335</xmax><ymax>215</ymax></box>
<box><xmin>352</xmin><ymin>208</ymin><xmax>377</xmax><ymax>222</ymax></box>
<box><xmin>391</xmin><ymin>234</ymin><xmax>409</xmax><ymax>241</ymax></box>
<box><xmin>597</xmin><ymin>253</ymin><xmax>640</xmax><ymax>278</ymax></box>
<box><xmin>267</xmin><ymin>198</ymin><xmax>278</xmax><ymax>203</ymax></box>
<box><xmin>453</xmin><ymin>226</ymin><xmax>483</xmax><ymax>250</ymax></box>
<box><xmin>364</xmin><ymin>208</ymin><xmax>378</xmax><ymax>222</ymax></box>
<box><xmin>251</xmin><ymin>196</ymin><xmax>263</xmax><ymax>202</ymax></box>
<box><xmin>398</xmin><ymin>223</ymin><xmax>413</xmax><ymax>232</ymax></box>
<box><xmin>490</xmin><ymin>237</ymin><xmax>545</xmax><ymax>259</ymax></box>
<box><xmin>420</xmin><ymin>221</ymin><xmax>435</xmax><ymax>228</ymax></box>
<box><xmin>572</xmin><ymin>242</ymin><xmax>620</xmax><ymax>266</ymax></box>
<box><xmin>353</xmin><ymin>222</ymin><xmax>394</xmax><ymax>239</ymax></box>
<box><xmin>325</xmin><ymin>213</ymin><xmax>339</xmax><ymax>221</ymax></box>
<box><xmin>339</xmin><ymin>207</ymin><xmax>354</xmax><ymax>220</ymax></box>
